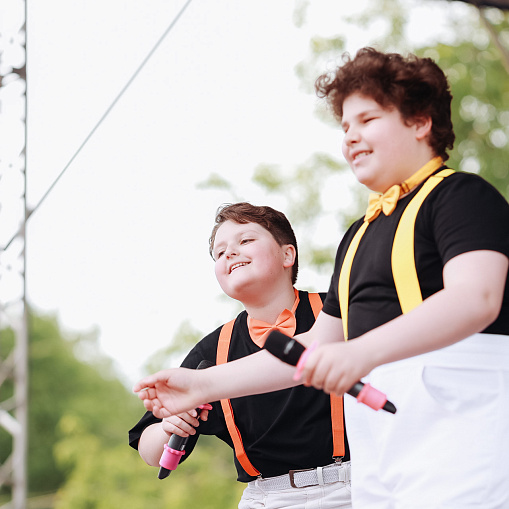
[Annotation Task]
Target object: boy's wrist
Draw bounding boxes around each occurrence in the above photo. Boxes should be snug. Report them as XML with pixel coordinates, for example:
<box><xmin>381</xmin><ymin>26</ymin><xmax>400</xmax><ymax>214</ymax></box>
<box><xmin>194</xmin><ymin>369</ymin><xmax>215</xmax><ymax>406</ymax></box>
<box><xmin>348</xmin><ymin>334</ymin><xmax>382</xmax><ymax>374</ymax></box>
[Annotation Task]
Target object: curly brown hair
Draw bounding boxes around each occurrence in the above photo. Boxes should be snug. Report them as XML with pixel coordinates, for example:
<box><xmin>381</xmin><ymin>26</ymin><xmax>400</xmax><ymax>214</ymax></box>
<box><xmin>209</xmin><ymin>202</ymin><xmax>299</xmax><ymax>285</ymax></box>
<box><xmin>315</xmin><ymin>47</ymin><xmax>455</xmax><ymax>161</ymax></box>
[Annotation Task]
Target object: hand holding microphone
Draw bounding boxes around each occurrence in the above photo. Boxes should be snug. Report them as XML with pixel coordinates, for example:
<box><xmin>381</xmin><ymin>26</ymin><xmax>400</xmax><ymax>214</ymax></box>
<box><xmin>158</xmin><ymin>360</ymin><xmax>214</xmax><ymax>479</ymax></box>
<box><xmin>264</xmin><ymin>330</ymin><xmax>396</xmax><ymax>414</ymax></box>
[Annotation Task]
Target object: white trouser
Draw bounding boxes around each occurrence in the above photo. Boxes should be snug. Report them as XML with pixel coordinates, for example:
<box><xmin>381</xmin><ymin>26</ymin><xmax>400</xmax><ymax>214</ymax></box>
<box><xmin>238</xmin><ymin>462</ymin><xmax>352</xmax><ymax>509</ymax></box>
<box><xmin>345</xmin><ymin>333</ymin><xmax>509</xmax><ymax>509</ymax></box>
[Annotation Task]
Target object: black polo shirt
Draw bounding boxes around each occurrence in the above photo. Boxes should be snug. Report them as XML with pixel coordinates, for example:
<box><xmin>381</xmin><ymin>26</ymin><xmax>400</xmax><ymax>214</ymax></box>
<box><xmin>129</xmin><ymin>291</ymin><xmax>350</xmax><ymax>482</ymax></box>
<box><xmin>323</xmin><ymin>171</ymin><xmax>509</xmax><ymax>338</ymax></box>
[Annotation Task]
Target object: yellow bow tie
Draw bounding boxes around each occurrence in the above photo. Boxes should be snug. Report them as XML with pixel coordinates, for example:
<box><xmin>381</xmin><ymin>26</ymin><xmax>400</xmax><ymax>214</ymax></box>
<box><xmin>364</xmin><ymin>157</ymin><xmax>443</xmax><ymax>223</ymax></box>
<box><xmin>247</xmin><ymin>289</ymin><xmax>300</xmax><ymax>348</ymax></box>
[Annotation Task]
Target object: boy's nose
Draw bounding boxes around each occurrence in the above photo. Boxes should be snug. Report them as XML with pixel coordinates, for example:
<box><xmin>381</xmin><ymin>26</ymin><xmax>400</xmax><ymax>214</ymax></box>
<box><xmin>225</xmin><ymin>246</ymin><xmax>238</xmax><ymax>258</ymax></box>
<box><xmin>344</xmin><ymin>127</ymin><xmax>360</xmax><ymax>145</ymax></box>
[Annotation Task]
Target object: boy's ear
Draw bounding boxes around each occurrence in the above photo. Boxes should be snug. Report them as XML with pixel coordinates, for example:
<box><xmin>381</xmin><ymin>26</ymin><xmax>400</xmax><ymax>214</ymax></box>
<box><xmin>414</xmin><ymin>115</ymin><xmax>433</xmax><ymax>141</ymax></box>
<box><xmin>282</xmin><ymin>245</ymin><xmax>297</xmax><ymax>268</ymax></box>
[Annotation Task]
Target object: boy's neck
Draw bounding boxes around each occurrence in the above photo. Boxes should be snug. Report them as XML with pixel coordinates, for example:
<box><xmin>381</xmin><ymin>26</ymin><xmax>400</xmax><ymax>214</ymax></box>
<box><xmin>243</xmin><ymin>284</ymin><xmax>297</xmax><ymax>324</ymax></box>
<box><xmin>402</xmin><ymin>148</ymin><xmax>438</xmax><ymax>183</ymax></box>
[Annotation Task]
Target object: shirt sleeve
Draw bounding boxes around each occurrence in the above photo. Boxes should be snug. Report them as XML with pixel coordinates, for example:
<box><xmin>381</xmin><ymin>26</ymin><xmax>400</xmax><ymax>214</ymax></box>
<box><xmin>128</xmin><ymin>329</ymin><xmax>221</xmax><ymax>451</ymax></box>
<box><xmin>423</xmin><ymin>172</ymin><xmax>509</xmax><ymax>265</ymax></box>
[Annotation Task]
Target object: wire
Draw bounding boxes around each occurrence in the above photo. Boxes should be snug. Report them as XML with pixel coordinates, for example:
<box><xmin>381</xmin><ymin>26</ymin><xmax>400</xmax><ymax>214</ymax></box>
<box><xmin>1</xmin><ymin>0</ymin><xmax>194</xmax><ymax>251</ymax></box>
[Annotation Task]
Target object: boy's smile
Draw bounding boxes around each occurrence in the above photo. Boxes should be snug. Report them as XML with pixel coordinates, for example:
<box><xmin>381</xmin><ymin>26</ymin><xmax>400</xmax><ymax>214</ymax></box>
<box><xmin>351</xmin><ymin>150</ymin><xmax>372</xmax><ymax>162</ymax></box>
<box><xmin>229</xmin><ymin>261</ymin><xmax>249</xmax><ymax>273</ymax></box>
<box><xmin>341</xmin><ymin>93</ymin><xmax>434</xmax><ymax>193</ymax></box>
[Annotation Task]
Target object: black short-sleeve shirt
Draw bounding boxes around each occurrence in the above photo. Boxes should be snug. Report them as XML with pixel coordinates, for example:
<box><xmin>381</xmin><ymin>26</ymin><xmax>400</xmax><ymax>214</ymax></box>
<box><xmin>129</xmin><ymin>291</ymin><xmax>350</xmax><ymax>482</ymax></box>
<box><xmin>323</xmin><ymin>171</ymin><xmax>509</xmax><ymax>339</ymax></box>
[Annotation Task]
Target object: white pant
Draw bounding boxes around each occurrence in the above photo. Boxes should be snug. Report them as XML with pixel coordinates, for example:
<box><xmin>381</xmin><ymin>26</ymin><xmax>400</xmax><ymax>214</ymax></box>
<box><xmin>345</xmin><ymin>333</ymin><xmax>509</xmax><ymax>509</ymax></box>
<box><xmin>238</xmin><ymin>469</ymin><xmax>352</xmax><ymax>509</ymax></box>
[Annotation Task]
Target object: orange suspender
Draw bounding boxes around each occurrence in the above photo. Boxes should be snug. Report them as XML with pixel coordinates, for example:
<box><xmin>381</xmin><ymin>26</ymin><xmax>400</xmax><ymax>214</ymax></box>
<box><xmin>217</xmin><ymin>293</ymin><xmax>345</xmax><ymax>476</ymax></box>
<box><xmin>330</xmin><ymin>394</ymin><xmax>345</xmax><ymax>458</ymax></box>
<box><xmin>217</xmin><ymin>319</ymin><xmax>260</xmax><ymax>476</ymax></box>
<box><xmin>307</xmin><ymin>292</ymin><xmax>323</xmax><ymax>317</ymax></box>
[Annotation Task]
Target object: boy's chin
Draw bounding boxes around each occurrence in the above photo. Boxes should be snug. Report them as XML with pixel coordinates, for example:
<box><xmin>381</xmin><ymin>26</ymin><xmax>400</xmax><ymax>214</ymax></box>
<box><xmin>224</xmin><ymin>282</ymin><xmax>258</xmax><ymax>302</ymax></box>
<box><xmin>352</xmin><ymin>168</ymin><xmax>373</xmax><ymax>187</ymax></box>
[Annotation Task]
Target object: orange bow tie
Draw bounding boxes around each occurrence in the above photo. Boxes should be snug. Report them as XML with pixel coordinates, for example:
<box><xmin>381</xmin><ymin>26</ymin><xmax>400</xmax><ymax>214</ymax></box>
<box><xmin>248</xmin><ymin>308</ymin><xmax>296</xmax><ymax>348</ymax></box>
<box><xmin>364</xmin><ymin>157</ymin><xmax>443</xmax><ymax>223</ymax></box>
<box><xmin>247</xmin><ymin>290</ymin><xmax>300</xmax><ymax>348</ymax></box>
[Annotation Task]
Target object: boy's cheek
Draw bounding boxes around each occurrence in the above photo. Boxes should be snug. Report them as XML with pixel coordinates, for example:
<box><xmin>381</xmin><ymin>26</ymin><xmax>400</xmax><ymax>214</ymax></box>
<box><xmin>214</xmin><ymin>262</ymin><xmax>225</xmax><ymax>279</ymax></box>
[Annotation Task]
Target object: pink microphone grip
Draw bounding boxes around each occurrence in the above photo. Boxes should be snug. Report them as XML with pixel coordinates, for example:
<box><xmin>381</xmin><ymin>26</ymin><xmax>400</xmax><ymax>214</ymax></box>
<box><xmin>159</xmin><ymin>444</ymin><xmax>186</xmax><ymax>471</ymax></box>
<box><xmin>356</xmin><ymin>383</ymin><xmax>388</xmax><ymax>411</ymax></box>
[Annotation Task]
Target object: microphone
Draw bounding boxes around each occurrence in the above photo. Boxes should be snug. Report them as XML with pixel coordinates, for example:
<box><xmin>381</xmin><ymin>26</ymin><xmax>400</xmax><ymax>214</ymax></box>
<box><xmin>158</xmin><ymin>359</ymin><xmax>215</xmax><ymax>479</ymax></box>
<box><xmin>264</xmin><ymin>330</ymin><xmax>396</xmax><ymax>414</ymax></box>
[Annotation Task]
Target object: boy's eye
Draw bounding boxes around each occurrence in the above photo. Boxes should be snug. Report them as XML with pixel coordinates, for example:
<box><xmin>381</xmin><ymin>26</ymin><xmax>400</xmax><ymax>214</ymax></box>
<box><xmin>240</xmin><ymin>238</ymin><xmax>254</xmax><ymax>245</ymax></box>
<box><xmin>216</xmin><ymin>250</ymin><xmax>225</xmax><ymax>259</ymax></box>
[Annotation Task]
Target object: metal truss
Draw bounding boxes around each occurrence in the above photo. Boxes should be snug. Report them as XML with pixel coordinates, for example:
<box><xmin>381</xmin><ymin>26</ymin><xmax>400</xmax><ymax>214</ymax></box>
<box><xmin>0</xmin><ymin>0</ymin><xmax>27</xmax><ymax>508</ymax></box>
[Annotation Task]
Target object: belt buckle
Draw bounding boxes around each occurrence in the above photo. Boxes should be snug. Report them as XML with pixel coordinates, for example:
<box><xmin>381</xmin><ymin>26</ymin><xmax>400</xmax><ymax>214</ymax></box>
<box><xmin>288</xmin><ymin>467</ymin><xmax>315</xmax><ymax>489</ymax></box>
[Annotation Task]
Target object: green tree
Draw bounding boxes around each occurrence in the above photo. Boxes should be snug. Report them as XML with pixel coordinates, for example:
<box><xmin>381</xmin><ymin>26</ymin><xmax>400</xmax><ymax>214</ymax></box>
<box><xmin>2</xmin><ymin>312</ymin><xmax>243</xmax><ymax>508</ymax></box>
<box><xmin>251</xmin><ymin>1</ymin><xmax>509</xmax><ymax>276</ymax></box>
<box><xmin>425</xmin><ymin>36</ymin><xmax>509</xmax><ymax>197</ymax></box>
<box><xmin>0</xmin><ymin>327</ymin><xmax>16</xmax><ymax>500</ymax></box>
<box><xmin>53</xmin><ymin>417</ymin><xmax>243</xmax><ymax>509</ymax></box>
<box><xmin>27</xmin><ymin>313</ymin><xmax>140</xmax><ymax>496</ymax></box>
<box><xmin>143</xmin><ymin>320</ymin><xmax>203</xmax><ymax>374</ymax></box>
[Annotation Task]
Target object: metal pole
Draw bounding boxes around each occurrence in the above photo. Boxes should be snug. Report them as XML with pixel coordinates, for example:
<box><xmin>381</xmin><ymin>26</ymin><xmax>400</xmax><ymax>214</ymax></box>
<box><xmin>0</xmin><ymin>0</ymin><xmax>28</xmax><ymax>507</ymax></box>
<box><xmin>12</xmin><ymin>242</ymin><xmax>27</xmax><ymax>509</ymax></box>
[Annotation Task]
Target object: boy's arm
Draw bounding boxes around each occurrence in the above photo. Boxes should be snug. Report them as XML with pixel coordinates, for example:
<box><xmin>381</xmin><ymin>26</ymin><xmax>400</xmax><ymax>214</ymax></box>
<box><xmin>138</xmin><ymin>422</ymin><xmax>171</xmax><ymax>466</ymax></box>
<box><xmin>301</xmin><ymin>250</ymin><xmax>508</xmax><ymax>395</ymax></box>
<box><xmin>134</xmin><ymin>312</ymin><xmax>345</xmax><ymax>418</ymax></box>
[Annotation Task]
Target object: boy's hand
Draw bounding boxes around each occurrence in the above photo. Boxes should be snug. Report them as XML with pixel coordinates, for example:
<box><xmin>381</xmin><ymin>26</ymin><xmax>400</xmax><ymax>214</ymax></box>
<box><xmin>162</xmin><ymin>407</ymin><xmax>208</xmax><ymax>438</ymax></box>
<box><xmin>133</xmin><ymin>368</ymin><xmax>206</xmax><ymax>419</ymax></box>
<box><xmin>301</xmin><ymin>340</ymin><xmax>373</xmax><ymax>396</ymax></box>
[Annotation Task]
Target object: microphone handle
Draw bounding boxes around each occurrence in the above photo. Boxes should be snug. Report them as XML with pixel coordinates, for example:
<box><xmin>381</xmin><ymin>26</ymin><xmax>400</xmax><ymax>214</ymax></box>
<box><xmin>158</xmin><ymin>434</ymin><xmax>188</xmax><ymax>479</ymax></box>
<box><xmin>266</xmin><ymin>332</ymin><xmax>396</xmax><ymax>414</ymax></box>
<box><xmin>157</xmin><ymin>359</ymin><xmax>215</xmax><ymax>479</ymax></box>
<box><xmin>348</xmin><ymin>382</ymin><xmax>364</xmax><ymax>398</ymax></box>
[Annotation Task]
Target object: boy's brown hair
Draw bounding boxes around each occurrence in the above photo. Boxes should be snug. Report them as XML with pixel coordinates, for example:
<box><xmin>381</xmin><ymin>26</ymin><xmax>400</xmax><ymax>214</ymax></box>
<box><xmin>315</xmin><ymin>47</ymin><xmax>455</xmax><ymax>161</ymax></box>
<box><xmin>209</xmin><ymin>202</ymin><xmax>299</xmax><ymax>285</ymax></box>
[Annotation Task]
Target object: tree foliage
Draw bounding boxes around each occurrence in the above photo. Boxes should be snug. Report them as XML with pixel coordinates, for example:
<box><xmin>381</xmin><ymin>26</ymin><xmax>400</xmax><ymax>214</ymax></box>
<box><xmin>0</xmin><ymin>327</ymin><xmax>15</xmax><ymax>481</ymax></box>
<box><xmin>253</xmin><ymin>0</ymin><xmax>509</xmax><ymax>276</ymax></box>
<box><xmin>26</xmin><ymin>313</ymin><xmax>138</xmax><ymax>495</ymax></box>
<box><xmin>1</xmin><ymin>312</ymin><xmax>242</xmax><ymax>508</ymax></box>
<box><xmin>143</xmin><ymin>320</ymin><xmax>203</xmax><ymax>374</ymax></box>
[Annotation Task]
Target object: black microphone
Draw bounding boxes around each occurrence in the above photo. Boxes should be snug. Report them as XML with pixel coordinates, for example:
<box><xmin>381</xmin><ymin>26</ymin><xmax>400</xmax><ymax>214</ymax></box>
<box><xmin>158</xmin><ymin>359</ymin><xmax>215</xmax><ymax>479</ymax></box>
<box><xmin>264</xmin><ymin>330</ymin><xmax>396</xmax><ymax>414</ymax></box>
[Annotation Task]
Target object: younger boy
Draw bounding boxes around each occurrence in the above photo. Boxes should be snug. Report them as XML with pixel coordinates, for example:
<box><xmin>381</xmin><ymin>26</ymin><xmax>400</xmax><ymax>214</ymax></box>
<box><xmin>129</xmin><ymin>202</ymin><xmax>351</xmax><ymax>509</ymax></box>
<box><xmin>135</xmin><ymin>49</ymin><xmax>509</xmax><ymax>508</ymax></box>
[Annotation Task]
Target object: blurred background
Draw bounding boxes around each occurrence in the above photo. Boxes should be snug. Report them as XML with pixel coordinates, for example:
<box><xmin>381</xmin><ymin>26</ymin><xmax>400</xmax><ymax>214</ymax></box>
<box><xmin>1</xmin><ymin>0</ymin><xmax>508</xmax><ymax>507</ymax></box>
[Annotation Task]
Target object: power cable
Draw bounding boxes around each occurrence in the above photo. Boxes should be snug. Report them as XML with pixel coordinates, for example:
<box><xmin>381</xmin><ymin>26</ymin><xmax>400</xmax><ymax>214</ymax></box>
<box><xmin>1</xmin><ymin>0</ymin><xmax>194</xmax><ymax>251</ymax></box>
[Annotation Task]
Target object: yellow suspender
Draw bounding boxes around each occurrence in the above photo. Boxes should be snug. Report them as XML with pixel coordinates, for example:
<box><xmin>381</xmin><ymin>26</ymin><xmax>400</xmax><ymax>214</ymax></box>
<box><xmin>338</xmin><ymin>169</ymin><xmax>454</xmax><ymax>339</ymax></box>
<box><xmin>217</xmin><ymin>293</ymin><xmax>345</xmax><ymax>475</ymax></box>
<box><xmin>392</xmin><ymin>169</ymin><xmax>455</xmax><ymax>313</ymax></box>
<box><xmin>338</xmin><ymin>222</ymin><xmax>370</xmax><ymax>340</ymax></box>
